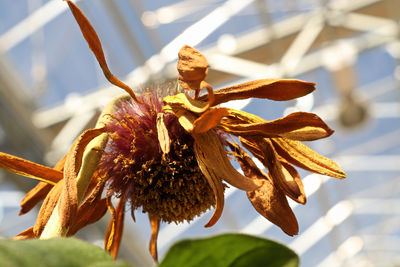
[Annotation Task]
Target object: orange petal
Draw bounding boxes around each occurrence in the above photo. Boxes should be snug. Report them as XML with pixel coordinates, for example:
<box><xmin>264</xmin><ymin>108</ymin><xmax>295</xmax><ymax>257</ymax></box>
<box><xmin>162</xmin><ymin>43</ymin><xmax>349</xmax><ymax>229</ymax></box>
<box><xmin>33</xmin><ymin>181</ymin><xmax>63</xmax><ymax>237</ymax></box>
<box><xmin>177</xmin><ymin>45</ymin><xmax>208</xmax><ymax>91</ymax></box>
<box><xmin>272</xmin><ymin>137</ymin><xmax>346</xmax><ymax>179</ymax></box>
<box><xmin>195</xmin><ymin>149</ymin><xmax>225</xmax><ymax>227</ymax></box>
<box><xmin>68</xmin><ymin>182</ymin><xmax>107</xmax><ymax>236</ymax></box>
<box><xmin>193</xmin><ymin>107</ymin><xmax>229</xmax><ymax>134</ymax></box>
<box><xmin>13</xmin><ymin>227</ymin><xmax>35</xmax><ymax>240</ymax></box>
<box><xmin>156</xmin><ymin>113</ymin><xmax>171</xmax><ymax>154</ymax></box>
<box><xmin>65</xmin><ymin>1</ymin><xmax>139</xmax><ymax>102</ymax></box>
<box><xmin>241</xmin><ymin>137</ymin><xmax>306</xmax><ymax>204</ymax></box>
<box><xmin>222</xmin><ymin>111</ymin><xmax>334</xmax><ymax>141</ymax></box>
<box><xmin>229</xmin><ymin>143</ymin><xmax>298</xmax><ymax>236</ymax></box>
<box><xmin>199</xmin><ymin>79</ymin><xmax>315</xmax><ymax>106</ymax></box>
<box><xmin>104</xmin><ymin>196</ymin><xmax>126</xmax><ymax>260</ymax></box>
<box><xmin>194</xmin><ymin>131</ymin><xmax>260</xmax><ymax>191</ymax></box>
<box><xmin>0</xmin><ymin>152</ymin><xmax>63</xmax><ymax>185</ymax></box>
<box><xmin>19</xmin><ymin>182</ymin><xmax>53</xmax><ymax>215</ymax></box>
<box><xmin>148</xmin><ymin>214</ymin><xmax>160</xmax><ymax>262</ymax></box>
<box><xmin>59</xmin><ymin>128</ymin><xmax>105</xmax><ymax>230</ymax></box>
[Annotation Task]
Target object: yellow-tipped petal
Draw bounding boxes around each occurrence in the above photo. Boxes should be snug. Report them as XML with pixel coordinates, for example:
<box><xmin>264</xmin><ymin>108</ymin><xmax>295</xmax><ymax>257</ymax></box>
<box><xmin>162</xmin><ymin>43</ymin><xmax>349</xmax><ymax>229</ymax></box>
<box><xmin>195</xmin><ymin>150</ymin><xmax>225</xmax><ymax>228</ymax></box>
<box><xmin>156</xmin><ymin>113</ymin><xmax>171</xmax><ymax>154</ymax></box>
<box><xmin>272</xmin><ymin>138</ymin><xmax>346</xmax><ymax>179</ymax></box>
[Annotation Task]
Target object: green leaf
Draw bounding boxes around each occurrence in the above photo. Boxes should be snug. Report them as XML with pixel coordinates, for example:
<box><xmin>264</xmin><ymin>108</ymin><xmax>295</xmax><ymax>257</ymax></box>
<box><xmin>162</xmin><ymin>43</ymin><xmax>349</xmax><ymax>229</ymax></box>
<box><xmin>0</xmin><ymin>238</ymin><xmax>131</xmax><ymax>267</ymax></box>
<box><xmin>160</xmin><ymin>233</ymin><xmax>299</xmax><ymax>267</ymax></box>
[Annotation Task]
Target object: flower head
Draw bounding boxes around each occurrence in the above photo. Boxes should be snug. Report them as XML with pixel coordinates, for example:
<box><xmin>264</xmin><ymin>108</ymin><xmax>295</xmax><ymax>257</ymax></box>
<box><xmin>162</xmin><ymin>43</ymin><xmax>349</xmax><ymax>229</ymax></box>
<box><xmin>0</xmin><ymin>0</ymin><xmax>345</xmax><ymax>263</ymax></box>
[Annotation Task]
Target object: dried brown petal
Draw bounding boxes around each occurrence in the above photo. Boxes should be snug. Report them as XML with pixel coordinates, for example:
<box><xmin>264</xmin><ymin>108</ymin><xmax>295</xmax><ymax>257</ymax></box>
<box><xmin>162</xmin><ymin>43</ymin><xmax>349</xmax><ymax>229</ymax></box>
<box><xmin>195</xmin><ymin>150</ymin><xmax>224</xmax><ymax>227</ymax></box>
<box><xmin>241</xmin><ymin>137</ymin><xmax>306</xmax><ymax>204</ymax></box>
<box><xmin>272</xmin><ymin>137</ymin><xmax>346</xmax><ymax>179</ymax></box>
<box><xmin>163</xmin><ymin>93</ymin><xmax>208</xmax><ymax>114</ymax></box>
<box><xmin>199</xmin><ymin>79</ymin><xmax>315</xmax><ymax>106</ymax></box>
<box><xmin>59</xmin><ymin>128</ymin><xmax>105</xmax><ymax>230</ymax></box>
<box><xmin>222</xmin><ymin>110</ymin><xmax>334</xmax><ymax>141</ymax></box>
<box><xmin>194</xmin><ymin>131</ymin><xmax>260</xmax><ymax>192</ymax></box>
<box><xmin>177</xmin><ymin>45</ymin><xmax>208</xmax><ymax>91</ymax></box>
<box><xmin>19</xmin><ymin>182</ymin><xmax>53</xmax><ymax>215</ymax></box>
<box><xmin>0</xmin><ymin>152</ymin><xmax>63</xmax><ymax>184</ymax></box>
<box><xmin>156</xmin><ymin>113</ymin><xmax>171</xmax><ymax>154</ymax></box>
<box><xmin>65</xmin><ymin>1</ymin><xmax>139</xmax><ymax>102</ymax></box>
<box><xmin>193</xmin><ymin>107</ymin><xmax>229</xmax><ymax>134</ymax></box>
<box><xmin>148</xmin><ymin>214</ymin><xmax>160</xmax><ymax>262</ymax></box>
<box><xmin>230</xmin><ymin>143</ymin><xmax>298</xmax><ymax>236</ymax></box>
<box><xmin>68</xmin><ymin>182</ymin><xmax>107</xmax><ymax>236</ymax></box>
<box><xmin>105</xmin><ymin>195</ymin><xmax>126</xmax><ymax>259</ymax></box>
<box><xmin>34</xmin><ymin>181</ymin><xmax>63</xmax><ymax>237</ymax></box>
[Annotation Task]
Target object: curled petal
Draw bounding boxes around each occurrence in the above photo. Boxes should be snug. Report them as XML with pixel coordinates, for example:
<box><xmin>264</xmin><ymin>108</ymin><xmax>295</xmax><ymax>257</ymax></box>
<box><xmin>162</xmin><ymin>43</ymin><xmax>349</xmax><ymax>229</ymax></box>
<box><xmin>272</xmin><ymin>138</ymin><xmax>346</xmax><ymax>179</ymax></box>
<box><xmin>163</xmin><ymin>93</ymin><xmax>207</xmax><ymax>114</ymax></box>
<box><xmin>194</xmin><ymin>131</ymin><xmax>260</xmax><ymax>192</ymax></box>
<box><xmin>199</xmin><ymin>79</ymin><xmax>315</xmax><ymax>106</ymax></box>
<box><xmin>148</xmin><ymin>214</ymin><xmax>161</xmax><ymax>262</ymax></box>
<box><xmin>195</xmin><ymin>149</ymin><xmax>225</xmax><ymax>228</ymax></box>
<box><xmin>67</xmin><ymin>182</ymin><xmax>107</xmax><ymax>236</ymax></box>
<box><xmin>177</xmin><ymin>45</ymin><xmax>208</xmax><ymax>91</ymax></box>
<box><xmin>241</xmin><ymin>137</ymin><xmax>306</xmax><ymax>204</ymax></box>
<box><xmin>222</xmin><ymin>111</ymin><xmax>334</xmax><ymax>141</ymax></box>
<box><xmin>0</xmin><ymin>152</ymin><xmax>63</xmax><ymax>185</ymax></box>
<box><xmin>105</xmin><ymin>195</ymin><xmax>126</xmax><ymax>260</ymax></box>
<box><xmin>229</xmin><ymin>143</ymin><xmax>298</xmax><ymax>236</ymax></box>
<box><xmin>193</xmin><ymin>107</ymin><xmax>229</xmax><ymax>134</ymax></box>
<box><xmin>59</xmin><ymin>128</ymin><xmax>106</xmax><ymax>231</ymax></box>
<box><xmin>34</xmin><ymin>181</ymin><xmax>63</xmax><ymax>237</ymax></box>
<box><xmin>65</xmin><ymin>1</ymin><xmax>139</xmax><ymax>102</ymax></box>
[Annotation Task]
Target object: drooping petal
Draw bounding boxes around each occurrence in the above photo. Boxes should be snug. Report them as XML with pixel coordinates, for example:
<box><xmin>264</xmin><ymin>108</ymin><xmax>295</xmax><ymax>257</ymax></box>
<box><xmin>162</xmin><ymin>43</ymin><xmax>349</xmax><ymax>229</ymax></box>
<box><xmin>199</xmin><ymin>79</ymin><xmax>315</xmax><ymax>106</ymax></box>
<box><xmin>221</xmin><ymin>111</ymin><xmax>334</xmax><ymax>141</ymax></box>
<box><xmin>104</xmin><ymin>195</ymin><xmax>126</xmax><ymax>260</ymax></box>
<box><xmin>156</xmin><ymin>113</ymin><xmax>171</xmax><ymax>154</ymax></box>
<box><xmin>193</xmin><ymin>107</ymin><xmax>229</xmax><ymax>134</ymax></box>
<box><xmin>229</xmin><ymin>143</ymin><xmax>298</xmax><ymax>236</ymax></box>
<box><xmin>13</xmin><ymin>227</ymin><xmax>35</xmax><ymax>240</ymax></box>
<box><xmin>272</xmin><ymin>137</ymin><xmax>346</xmax><ymax>179</ymax></box>
<box><xmin>67</xmin><ymin>182</ymin><xmax>107</xmax><ymax>236</ymax></box>
<box><xmin>148</xmin><ymin>214</ymin><xmax>160</xmax><ymax>262</ymax></box>
<box><xmin>65</xmin><ymin>1</ymin><xmax>139</xmax><ymax>102</ymax></box>
<box><xmin>194</xmin><ymin>131</ymin><xmax>260</xmax><ymax>192</ymax></box>
<box><xmin>0</xmin><ymin>152</ymin><xmax>63</xmax><ymax>185</ymax></box>
<box><xmin>19</xmin><ymin>182</ymin><xmax>53</xmax><ymax>215</ymax></box>
<box><xmin>34</xmin><ymin>181</ymin><xmax>63</xmax><ymax>237</ymax></box>
<box><xmin>177</xmin><ymin>45</ymin><xmax>208</xmax><ymax>92</ymax></box>
<box><xmin>59</xmin><ymin>128</ymin><xmax>106</xmax><ymax>231</ymax></box>
<box><xmin>240</xmin><ymin>137</ymin><xmax>306</xmax><ymax>204</ymax></box>
<box><xmin>195</xmin><ymin>149</ymin><xmax>225</xmax><ymax>228</ymax></box>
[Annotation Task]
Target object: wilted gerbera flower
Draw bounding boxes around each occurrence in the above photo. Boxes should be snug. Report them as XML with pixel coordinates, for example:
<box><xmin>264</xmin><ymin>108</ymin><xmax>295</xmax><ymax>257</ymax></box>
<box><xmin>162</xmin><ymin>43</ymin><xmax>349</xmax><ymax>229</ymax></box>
<box><xmin>0</xmin><ymin>0</ymin><xmax>345</xmax><ymax>262</ymax></box>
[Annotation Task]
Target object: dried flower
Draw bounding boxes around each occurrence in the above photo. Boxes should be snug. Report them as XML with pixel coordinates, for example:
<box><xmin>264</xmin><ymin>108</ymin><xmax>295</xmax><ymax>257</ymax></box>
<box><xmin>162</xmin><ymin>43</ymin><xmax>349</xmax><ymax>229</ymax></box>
<box><xmin>0</xmin><ymin>0</ymin><xmax>345</xmax><ymax>262</ymax></box>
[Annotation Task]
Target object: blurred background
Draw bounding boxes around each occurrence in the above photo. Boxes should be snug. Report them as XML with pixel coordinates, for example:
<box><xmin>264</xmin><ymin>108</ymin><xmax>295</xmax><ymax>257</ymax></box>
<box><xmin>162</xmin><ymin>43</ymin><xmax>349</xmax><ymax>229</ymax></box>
<box><xmin>0</xmin><ymin>0</ymin><xmax>399</xmax><ymax>266</ymax></box>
